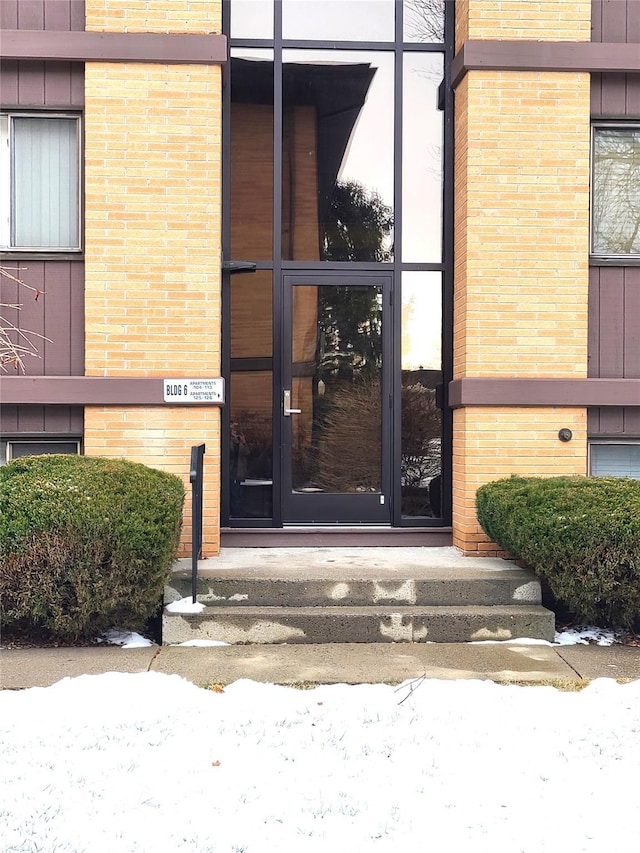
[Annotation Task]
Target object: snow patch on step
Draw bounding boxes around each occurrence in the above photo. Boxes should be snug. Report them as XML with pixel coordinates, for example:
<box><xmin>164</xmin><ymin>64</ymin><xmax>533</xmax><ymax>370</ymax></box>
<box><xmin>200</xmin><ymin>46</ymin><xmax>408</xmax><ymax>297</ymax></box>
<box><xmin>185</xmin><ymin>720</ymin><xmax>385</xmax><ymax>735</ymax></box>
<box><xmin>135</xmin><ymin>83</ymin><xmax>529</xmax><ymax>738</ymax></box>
<box><xmin>512</xmin><ymin>582</ymin><xmax>540</xmax><ymax>602</ymax></box>
<box><xmin>330</xmin><ymin>583</ymin><xmax>351</xmax><ymax>600</ymax></box>
<box><xmin>470</xmin><ymin>628</ymin><xmax>513</xmax><ymax>641</ymax></box>
<box><xmin>373</xmin><ymin>580</ymin><xmax>416</xmax><ymax>604</ymax></box>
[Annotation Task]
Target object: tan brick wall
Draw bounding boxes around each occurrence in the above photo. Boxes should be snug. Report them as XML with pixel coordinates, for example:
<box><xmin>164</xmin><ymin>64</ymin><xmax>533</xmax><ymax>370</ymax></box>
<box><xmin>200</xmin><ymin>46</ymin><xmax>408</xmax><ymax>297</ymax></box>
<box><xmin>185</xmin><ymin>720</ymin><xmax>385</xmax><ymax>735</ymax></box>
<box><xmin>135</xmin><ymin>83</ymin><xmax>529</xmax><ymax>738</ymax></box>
<box><xmin>463</xmin><ymin>0</ymin><xmax>591</xmax><ymax>42</ymax></box>
<box><xmin>86</xmin><ymin>0</ymin><xmax>221</xmax><ymax>34</ymax></box>
<box><xmin>84</xmin><ymin>407</ymin><xmax>220</xmax><ymax>556</ymax></box>
<box><xmin>455</xmin><ymin>0</ymin><xmax>470</xmax><ymax>51</ymax></box>
<box><xmin>452</xmin><ymin>408</ymin><xmax>587</xmax><ymax>553</ymax></box>
<box><xmin>453</xmin><ymin>0</ymin><xmax>591</xmax><ymax>554</ymax></box>
<box><xmin>454</xmin><ymin>71</ymin><xmax>590</xmax><ymax>379</ymax></box>
<box><xmin>84</xmin><ymin>0</ymin><xmax>222</xmax><ymax>556</ymax></box>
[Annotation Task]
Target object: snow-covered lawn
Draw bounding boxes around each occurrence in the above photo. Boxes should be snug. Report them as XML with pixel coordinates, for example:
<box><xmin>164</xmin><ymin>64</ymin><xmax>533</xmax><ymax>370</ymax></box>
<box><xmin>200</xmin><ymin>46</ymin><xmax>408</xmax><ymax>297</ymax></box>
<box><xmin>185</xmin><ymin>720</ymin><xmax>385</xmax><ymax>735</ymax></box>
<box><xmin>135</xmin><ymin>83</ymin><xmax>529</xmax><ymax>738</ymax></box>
<box><xmin>1</xmin><ymin>673</ymin><xmax>638</xmax><ymax>852</ymax></box>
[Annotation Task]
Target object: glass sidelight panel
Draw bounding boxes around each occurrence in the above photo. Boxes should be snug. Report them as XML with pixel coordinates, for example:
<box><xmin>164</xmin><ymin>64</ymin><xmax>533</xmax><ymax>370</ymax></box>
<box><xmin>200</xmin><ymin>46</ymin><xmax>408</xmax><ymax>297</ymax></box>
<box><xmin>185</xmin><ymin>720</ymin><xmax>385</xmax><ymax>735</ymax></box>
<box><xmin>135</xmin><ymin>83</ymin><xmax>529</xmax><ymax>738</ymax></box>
<box><xmin>402</xmin><ymin>52</ymin><xmax>443</xmax><ymax>262</ymax></box>
<box><xmin>229</xmin><ymin>371</ymin><xmax>273</xmax><ymax>519</ymax></box>
<box><xmin>401</xmin><ymin>271</ymin><xmax>442</xmax><ymax>517</ymax></box>
<box><xmin>290</xmin><ymin>282</ymin><xmax>383</xmax><ymax>495</ymax></box>
<box><xmin>230</xmin><ymin>270</ymin><xmax>273</xmax><ymax>359</ymax></box>
<box><xmin>230</xmin><ymin>50</ymin><xmax>274</xmax><ymax>260</ymax></box>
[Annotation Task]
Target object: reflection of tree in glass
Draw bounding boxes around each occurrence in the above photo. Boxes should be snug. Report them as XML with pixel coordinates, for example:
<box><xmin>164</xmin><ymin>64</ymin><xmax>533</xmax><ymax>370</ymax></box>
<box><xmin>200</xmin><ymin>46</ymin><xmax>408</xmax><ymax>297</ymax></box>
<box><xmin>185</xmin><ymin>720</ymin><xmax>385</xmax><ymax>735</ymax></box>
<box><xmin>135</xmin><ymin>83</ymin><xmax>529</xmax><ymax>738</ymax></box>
<box><xmin>404</xmin><ymin>0</ymin><xmax>445</xmax><ymax>43</ymax></box>
<box><xmin>322</xmin><ymin>180</ymin><xmax>393</xmax><ymax>263</ymax></box>
<box><xmin>318</xmin><ymin>285</ymin><xmax>382</xmax><ymax>385</ymax></box>
<box><xmin>401</xmin><ymin>383</ymin><xmax>441</xmax><ymax>487</ymax></box>
<box><xmin>316</xmin><ymin>379</ymin><xmax>382</xmax><ymax>492</ymax></box>
<box><xmin>317</xmin><ymin>180</ymin><xmax>389</xmax><ymax>383</ymax></box>
<box><xmin>593</xmin><ymin>129</ymin><xmax>640</xmax><ymax>255</ymax></box>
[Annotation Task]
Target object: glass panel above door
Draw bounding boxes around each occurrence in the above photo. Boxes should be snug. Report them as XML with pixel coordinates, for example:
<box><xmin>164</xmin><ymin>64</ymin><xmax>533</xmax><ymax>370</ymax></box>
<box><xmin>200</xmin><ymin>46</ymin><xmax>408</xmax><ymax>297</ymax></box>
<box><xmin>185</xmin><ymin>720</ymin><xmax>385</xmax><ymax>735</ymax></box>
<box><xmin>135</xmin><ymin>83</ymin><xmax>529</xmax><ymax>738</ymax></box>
<box><xmin>403</xmin><ymin>0</ymin><xmax>445</xmax><ymax>43</ymax></box>
<box><xmin>282</xmin><ymin>50</ymin><xmax>394</xmax><ymax>262</ymax></box>
<box><xmin>230</xmin><ymin>0</ymin><xmax>274</xmax><ymax>39</ymax></box>
<box><xmin>282</xmin><ymin>0</ymin><xmax>395</xmax><ymax>42</ymax></box>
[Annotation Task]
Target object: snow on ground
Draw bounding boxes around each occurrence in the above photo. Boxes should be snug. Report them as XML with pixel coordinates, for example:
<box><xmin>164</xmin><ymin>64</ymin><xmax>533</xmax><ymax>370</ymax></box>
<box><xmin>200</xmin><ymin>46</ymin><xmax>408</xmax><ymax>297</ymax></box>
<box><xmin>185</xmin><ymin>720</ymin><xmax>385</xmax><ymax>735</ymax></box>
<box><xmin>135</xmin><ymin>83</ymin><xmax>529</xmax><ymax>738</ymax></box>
<box><xmin>165</xmin><ymin>596</ymin><xmax>205</xmax><ymax>614</ymax></box>
<box><xmin>553</xmin><ymin>626</ymin><xmax>620</xmax><ymax>645</ymax></box>
<box><xmin>1</xmin><ymin>673</ymin><xmax>638</xmax><ymax>853</ymax></box>
<box><xmin>99</xmin><ymin>629</ymin><xmax>154</xmax><ymax>649</ymax></box>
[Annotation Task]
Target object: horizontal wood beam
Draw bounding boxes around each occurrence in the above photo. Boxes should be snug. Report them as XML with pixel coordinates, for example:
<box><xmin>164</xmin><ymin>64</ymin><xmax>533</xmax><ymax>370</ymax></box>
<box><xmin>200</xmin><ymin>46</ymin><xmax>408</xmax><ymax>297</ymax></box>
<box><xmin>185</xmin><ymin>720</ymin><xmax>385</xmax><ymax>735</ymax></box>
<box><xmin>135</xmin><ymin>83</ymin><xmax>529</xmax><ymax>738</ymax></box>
<box><xmin>0</xmin><ymin>29</ymin><xmax>227</xmax><ymax>65</ymax></box>
<box><xmin>452</xmin><ymin>40</ymin><xmax>640</xmax><ymax>89</ymax></box>
<box><xmin>448</xmin><ymin>378</ymin><xmax>640</xmax><ymax>408</ymax></box>
<box><xmin>0</xmin><ymin>376</ymin><xmax>224</xmax><ymax>406</ymax></box>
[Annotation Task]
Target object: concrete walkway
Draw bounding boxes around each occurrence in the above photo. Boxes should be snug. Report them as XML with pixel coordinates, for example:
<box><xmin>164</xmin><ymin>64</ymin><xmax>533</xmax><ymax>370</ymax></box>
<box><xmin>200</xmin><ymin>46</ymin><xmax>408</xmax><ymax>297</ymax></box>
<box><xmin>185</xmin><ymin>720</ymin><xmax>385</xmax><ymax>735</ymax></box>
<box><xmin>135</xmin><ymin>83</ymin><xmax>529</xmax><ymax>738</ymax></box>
<box><xmin>2</xmin><ymin>642</ymin><xmax>639</xmax><ymax>690</ymax></box>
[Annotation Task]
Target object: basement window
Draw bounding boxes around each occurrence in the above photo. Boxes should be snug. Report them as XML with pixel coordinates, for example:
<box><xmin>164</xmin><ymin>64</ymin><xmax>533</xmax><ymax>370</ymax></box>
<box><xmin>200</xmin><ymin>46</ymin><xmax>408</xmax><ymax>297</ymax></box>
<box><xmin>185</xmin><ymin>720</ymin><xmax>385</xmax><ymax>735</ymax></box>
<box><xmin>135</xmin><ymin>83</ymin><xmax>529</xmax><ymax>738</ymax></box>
<box><xmin>589</xmin><ymin>441</ymin><xmax>640</xmax><ymax>479</ymax></box>
<box><xmin>2</xmin><ymin>439</ymin><xmax>81</xmax><ymax>464</ymax></box>
<box><xmin>0</xmin><ymin>113</ymin><xmax>81</xmax><ymax>252</ymax></box>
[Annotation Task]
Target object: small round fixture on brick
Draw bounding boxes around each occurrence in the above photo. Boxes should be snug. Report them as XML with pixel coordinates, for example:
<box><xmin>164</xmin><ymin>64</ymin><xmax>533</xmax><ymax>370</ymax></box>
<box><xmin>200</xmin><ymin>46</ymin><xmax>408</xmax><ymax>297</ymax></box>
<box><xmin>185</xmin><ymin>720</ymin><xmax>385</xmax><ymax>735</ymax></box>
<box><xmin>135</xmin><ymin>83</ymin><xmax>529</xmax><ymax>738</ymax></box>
<box><xmin>558</xmin><ymin>428</ymin><xmax>573</xmax><ymax>442</ymax></box>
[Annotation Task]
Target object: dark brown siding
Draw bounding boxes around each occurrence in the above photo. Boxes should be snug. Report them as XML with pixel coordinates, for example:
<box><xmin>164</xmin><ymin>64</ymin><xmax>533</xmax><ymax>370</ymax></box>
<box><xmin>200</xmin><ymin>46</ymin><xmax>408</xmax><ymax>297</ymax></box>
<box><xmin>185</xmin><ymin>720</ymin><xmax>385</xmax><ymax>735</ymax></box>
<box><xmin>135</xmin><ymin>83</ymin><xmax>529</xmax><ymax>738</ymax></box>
<box><xmin>0</xmin><ymin>405</ymin><xmax>83</xmax><ymax>436</ymax></box>
<box><xmin>587</xmin><ymin>267</ymin><xmax>640</xmax><ymax>434</ymax></box>
<box><xmin>588</xmin><ymin>267</ymin><xmax>640</xmax><ymax>380</ymax></box>
<box><xmin>589</xmin><ymin>0</ymin><xmax>640</xmax><ymax>436</ymax></box>
<box><xmin>1</xmin><ymin>262</ymin><xmax>85</xmax><ymax>377</ymax></box>
<box><xmin>0</xmin><ymin>0</ymin><xmax>85</xmax><ymax>31</ymax></box>
<box><xmin>0</xmin><ymin>262</ymin><xmax>85</xmax><ymax>436</ymax></box>
<box><xmin>591</xmin><ymin>0</ymin><xmax>640</xmax><ymax>117</ymax></box>
<box><xmin>0</xmin><ymin>1</ymin><xmax>84</xmax><ymax>439</ymax></box>
<box><xmin>0</xmin><ymin>0</ymin><xmax>84</xmax><ymax>107</ymax></box>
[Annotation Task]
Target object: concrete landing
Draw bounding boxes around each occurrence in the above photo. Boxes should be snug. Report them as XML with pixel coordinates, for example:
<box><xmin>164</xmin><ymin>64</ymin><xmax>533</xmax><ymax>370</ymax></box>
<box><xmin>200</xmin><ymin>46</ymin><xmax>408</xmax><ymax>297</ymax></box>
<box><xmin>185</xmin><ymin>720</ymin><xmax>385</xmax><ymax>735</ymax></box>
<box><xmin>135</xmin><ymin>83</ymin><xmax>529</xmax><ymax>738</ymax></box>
<box><xmin>172</xmin><ymin>546</ymin><xmax>527</xmax><ymax>580</ymax></box>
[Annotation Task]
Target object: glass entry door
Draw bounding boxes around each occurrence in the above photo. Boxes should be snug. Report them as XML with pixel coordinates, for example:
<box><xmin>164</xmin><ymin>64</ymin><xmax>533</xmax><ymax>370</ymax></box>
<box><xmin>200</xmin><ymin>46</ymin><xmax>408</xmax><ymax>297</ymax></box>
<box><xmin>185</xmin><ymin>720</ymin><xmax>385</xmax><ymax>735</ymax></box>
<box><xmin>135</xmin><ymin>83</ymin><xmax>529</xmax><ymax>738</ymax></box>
<box><xmin>282</xmin><ymin>274</ymin><xmax>391</xmax><ymax>523</ymax></box>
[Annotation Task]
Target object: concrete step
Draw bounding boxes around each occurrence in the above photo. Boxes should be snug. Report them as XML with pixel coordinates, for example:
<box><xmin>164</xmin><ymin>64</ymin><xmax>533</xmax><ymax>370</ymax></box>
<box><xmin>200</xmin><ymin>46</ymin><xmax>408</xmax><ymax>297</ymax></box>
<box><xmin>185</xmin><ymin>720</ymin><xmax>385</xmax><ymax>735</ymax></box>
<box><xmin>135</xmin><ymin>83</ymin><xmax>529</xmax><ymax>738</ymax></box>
<box><xmin>166</xmin><ymin>572</ymin><xmax>542</xmax><ymax>608</ymax></box>
<box><xmin>163</xmin><ymin>604</ymin><xmax>555</xmax><ymax>645</ymax></box>
<box><xmin>163</xmin><ymin>548</ymin><xmax>555</xmax><ymax>645</ymax></box>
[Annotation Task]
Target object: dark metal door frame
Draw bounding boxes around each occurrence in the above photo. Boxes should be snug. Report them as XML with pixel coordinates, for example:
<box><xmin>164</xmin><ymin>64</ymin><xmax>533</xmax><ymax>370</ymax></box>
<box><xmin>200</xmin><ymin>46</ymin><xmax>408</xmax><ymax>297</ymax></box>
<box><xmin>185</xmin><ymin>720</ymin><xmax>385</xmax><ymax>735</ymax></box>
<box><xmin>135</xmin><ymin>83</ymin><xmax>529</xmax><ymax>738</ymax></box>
<box><xmin>281</xmin><ymin>271</ymin><xmax>393</xmax><ymax>524</ymax></box>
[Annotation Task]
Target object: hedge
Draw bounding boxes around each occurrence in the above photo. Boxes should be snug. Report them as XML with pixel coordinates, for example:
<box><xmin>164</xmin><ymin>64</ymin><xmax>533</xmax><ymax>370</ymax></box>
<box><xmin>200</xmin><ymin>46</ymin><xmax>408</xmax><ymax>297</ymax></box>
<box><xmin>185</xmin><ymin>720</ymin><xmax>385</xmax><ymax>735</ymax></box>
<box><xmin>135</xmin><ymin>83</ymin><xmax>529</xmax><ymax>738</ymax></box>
<box><xmin>476</xmin><ymin>476</ymin><xmax>640</xmax><ymax>629</ymax></box>
<box><xmin>0</xmin><ymin>455</ymin><xmax>185</xmax><ymax>641</ymax></box>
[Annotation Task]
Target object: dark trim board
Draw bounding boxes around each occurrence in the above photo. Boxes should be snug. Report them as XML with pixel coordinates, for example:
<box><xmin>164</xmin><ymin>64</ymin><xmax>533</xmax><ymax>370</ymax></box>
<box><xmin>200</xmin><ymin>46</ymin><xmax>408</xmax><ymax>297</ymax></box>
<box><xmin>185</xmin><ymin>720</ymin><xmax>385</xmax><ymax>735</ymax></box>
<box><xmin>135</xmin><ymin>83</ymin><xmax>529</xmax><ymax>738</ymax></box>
<box><xmin>452</xmin><ymin>40</ymin><xmax>640</xmax><ymax>89</ymax></box>
<box><xmin>0</xmin><ymin>29</ymin><xmax>227</xmax><ymax>64</ymax></box>
<box><xmin>221</xmin><ymin>527</ymin><xmax>453</xmax><ymax>547</ymax></box>
<box><xmin>0</xmin><ymin>376</ymin><xmax>224</xmax><ymax>406</ymax></box>
<box><xmin>449</xmin><ymin>378</ymin><xmax>640</xmax><ymax>408</ymax></box>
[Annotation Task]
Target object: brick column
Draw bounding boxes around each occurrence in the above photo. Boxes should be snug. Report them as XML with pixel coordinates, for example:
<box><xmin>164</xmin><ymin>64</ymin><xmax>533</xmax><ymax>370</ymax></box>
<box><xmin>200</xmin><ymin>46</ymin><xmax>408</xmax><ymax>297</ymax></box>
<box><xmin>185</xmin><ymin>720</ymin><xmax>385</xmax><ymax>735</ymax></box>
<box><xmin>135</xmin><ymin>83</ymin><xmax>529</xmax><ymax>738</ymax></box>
<box><xmin>84</xmin><ymin>1</ymin><xmax>223</xmax><ymax>556</ymax></box>
<box><xmin>453</xmin><ymin>0</ymin><xmax>592</xmax><ymax>553</ymax></box>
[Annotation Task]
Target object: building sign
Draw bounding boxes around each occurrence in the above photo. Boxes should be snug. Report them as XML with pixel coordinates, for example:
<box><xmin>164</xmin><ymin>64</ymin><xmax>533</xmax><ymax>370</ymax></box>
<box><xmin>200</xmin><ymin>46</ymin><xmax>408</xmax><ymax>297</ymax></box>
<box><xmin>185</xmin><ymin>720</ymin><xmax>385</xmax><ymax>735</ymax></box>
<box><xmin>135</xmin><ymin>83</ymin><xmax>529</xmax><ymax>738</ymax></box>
<box><xmin>163</xmin><ymin>378</ymin><xmax>225</xmax><ymax>404</ymax></box>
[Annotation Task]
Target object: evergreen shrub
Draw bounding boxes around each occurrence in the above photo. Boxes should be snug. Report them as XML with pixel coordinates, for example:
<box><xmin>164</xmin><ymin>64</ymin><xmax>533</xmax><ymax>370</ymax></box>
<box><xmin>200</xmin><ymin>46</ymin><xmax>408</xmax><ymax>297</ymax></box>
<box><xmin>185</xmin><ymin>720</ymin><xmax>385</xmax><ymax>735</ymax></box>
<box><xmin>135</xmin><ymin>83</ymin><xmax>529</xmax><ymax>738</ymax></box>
<box><xmin>0</xmin><ymin>455</ymin><xmax>185</xmax><ymax>640</ymax></box>
<box><xmin>476</xmin><ymin>476</ymin><xmax>640</xmax><ymax>628</ymax></box>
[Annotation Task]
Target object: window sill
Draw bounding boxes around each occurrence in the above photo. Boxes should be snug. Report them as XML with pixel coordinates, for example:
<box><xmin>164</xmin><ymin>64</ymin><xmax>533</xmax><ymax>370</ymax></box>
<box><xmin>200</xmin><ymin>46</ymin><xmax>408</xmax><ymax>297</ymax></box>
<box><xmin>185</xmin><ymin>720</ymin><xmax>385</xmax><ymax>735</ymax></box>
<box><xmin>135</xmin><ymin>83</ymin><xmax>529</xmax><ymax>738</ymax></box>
<box><xmin>0</xmin><ymin>251</ymin><xmax>83</xmax><ymax>262</ymax></box>
<box><xmin>590</xmin><ymin>256</ymin><xmax>640</xmax><ymax>267</ymax></box>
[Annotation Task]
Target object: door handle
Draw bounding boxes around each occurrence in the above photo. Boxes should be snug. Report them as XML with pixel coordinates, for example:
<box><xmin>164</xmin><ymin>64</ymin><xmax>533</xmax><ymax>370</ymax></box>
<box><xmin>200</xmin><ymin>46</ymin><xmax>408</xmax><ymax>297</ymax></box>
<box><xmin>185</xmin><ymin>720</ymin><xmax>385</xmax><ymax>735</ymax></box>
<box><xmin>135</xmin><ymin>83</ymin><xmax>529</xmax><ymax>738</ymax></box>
<box><xmin>283</xmin><ymin>389</ymin><xmax>301</xmax><ymax>416</ymax></box>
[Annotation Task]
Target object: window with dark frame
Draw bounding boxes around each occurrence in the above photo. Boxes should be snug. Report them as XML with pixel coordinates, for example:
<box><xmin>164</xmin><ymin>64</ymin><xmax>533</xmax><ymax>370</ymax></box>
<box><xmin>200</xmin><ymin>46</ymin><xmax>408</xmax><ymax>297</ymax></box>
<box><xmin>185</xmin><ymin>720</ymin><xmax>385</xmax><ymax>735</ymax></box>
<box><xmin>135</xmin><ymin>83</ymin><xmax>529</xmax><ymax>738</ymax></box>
<box><xmin>2</xmin><ymin>439</ymin><xmax>81</xmax><ymax>465</ymax></box>
<box><xmin>591</xmin><ymin>123</ymin><xmax>640</xmax><ymax>258</ymax></box>
<box><xmin>590</xmin><ymin>441</ymin><xmax>640</xmax><ymax>479</ymax></box>
<box><xmin>0</xmin><ymin>113</ymin><xmax>81</xmax><ymax>252</ymax></box>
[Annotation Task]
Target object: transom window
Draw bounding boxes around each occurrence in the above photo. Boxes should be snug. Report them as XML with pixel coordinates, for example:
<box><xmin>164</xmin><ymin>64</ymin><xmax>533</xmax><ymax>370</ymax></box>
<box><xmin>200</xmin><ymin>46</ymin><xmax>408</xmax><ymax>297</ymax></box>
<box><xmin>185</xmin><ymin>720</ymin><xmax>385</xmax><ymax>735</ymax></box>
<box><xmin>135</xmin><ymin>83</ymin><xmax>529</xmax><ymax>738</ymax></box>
<box><xmin>0</xmin><ymin>113</ymin><xmax>81</xmax><ymax>252</ymax></box>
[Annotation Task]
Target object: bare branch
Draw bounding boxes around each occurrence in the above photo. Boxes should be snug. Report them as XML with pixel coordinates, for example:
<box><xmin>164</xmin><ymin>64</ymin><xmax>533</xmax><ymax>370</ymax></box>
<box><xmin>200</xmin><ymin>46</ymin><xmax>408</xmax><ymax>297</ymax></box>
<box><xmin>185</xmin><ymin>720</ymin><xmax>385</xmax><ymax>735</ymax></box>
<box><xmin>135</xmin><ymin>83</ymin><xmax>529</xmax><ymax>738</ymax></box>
<box><xmin>0</xmin><ymin>266</ymin><xmax>48</xmax><ymax>373</ymax></box>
